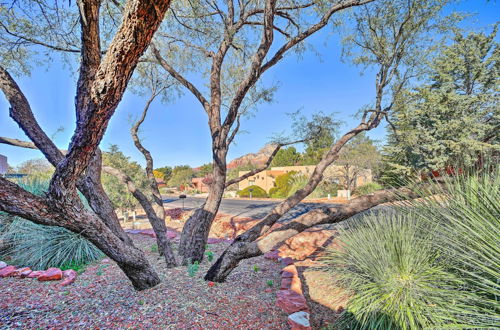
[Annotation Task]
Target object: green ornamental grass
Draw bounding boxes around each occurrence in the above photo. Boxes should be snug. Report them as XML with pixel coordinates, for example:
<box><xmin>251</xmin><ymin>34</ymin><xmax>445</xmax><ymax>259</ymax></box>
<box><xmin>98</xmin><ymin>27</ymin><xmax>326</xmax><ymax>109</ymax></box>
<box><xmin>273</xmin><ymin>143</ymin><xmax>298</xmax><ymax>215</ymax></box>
<box><xmin>0</xmin><ymin>179</ymin><xmax>103</xmax><ymax>270</ymax></box>
<box><xmin>323</xmin><ymin>165</ymin><xmax>499</xmax><ymax>329</ymax></box>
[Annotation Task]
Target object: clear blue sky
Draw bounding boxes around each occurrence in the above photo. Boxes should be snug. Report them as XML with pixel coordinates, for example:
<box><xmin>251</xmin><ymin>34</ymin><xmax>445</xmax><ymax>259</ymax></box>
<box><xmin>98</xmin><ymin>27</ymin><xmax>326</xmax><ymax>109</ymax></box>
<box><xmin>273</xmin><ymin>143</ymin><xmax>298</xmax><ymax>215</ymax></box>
<box><xmin>0</xmin><ymin>1</ymin><xmax>497</xmax><ymax>168</ymax></box>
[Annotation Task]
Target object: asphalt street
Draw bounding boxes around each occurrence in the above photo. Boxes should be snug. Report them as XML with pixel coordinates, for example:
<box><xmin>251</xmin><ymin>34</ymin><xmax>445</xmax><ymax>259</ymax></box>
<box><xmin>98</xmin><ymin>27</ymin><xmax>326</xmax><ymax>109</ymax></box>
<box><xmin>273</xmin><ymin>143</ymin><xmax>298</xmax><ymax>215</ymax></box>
<box><xmin>162</xmin><ymin>196</ymin><xmax>339</xmax><ymax>222</ymax></box>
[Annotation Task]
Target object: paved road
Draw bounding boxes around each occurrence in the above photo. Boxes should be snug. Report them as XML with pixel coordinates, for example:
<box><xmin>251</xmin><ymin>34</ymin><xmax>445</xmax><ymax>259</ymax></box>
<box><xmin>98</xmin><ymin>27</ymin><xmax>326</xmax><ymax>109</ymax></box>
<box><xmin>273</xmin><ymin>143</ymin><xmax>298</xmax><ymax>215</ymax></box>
<box><xmin>162</xmin><ymin>196</ymin><xmax>339</xmax><ymax>222</ymax></box>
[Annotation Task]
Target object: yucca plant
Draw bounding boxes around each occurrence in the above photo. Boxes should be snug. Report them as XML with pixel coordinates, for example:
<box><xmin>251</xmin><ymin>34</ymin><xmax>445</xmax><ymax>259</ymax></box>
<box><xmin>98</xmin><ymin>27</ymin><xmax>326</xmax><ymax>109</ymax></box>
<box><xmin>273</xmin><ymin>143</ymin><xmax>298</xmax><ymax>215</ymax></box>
<box><xmin>0</xmin><ymin>179</ymin><xmax>103</xmax><ymax>270</ymax></box>
<box><xmin>323</xmin><ymin>165</ymin><xmax>500</xmax><ymax>329</ymax></box>
<box><xmin>408</xmin><ymin>167</ymin><xmax>500</xmax><ymax>328</ymax></box>
<box><xmin>323</xmin><ymin>212</ymin><xmax>459</xmax><ymax>329</ymax></box>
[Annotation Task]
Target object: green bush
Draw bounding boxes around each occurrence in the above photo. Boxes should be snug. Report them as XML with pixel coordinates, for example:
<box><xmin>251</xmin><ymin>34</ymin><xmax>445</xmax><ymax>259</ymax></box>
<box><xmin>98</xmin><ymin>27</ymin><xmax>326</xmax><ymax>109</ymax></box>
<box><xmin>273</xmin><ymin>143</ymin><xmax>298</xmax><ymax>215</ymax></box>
<box><xmin>323</xmin><ymin>212</ymin><xmax>458</xmax><ymax>329</ymax></box>
<box><xmin>238</xmin><ymin>185</ymin><xmax>268</xmax><ymax>198</ymax></box>
<box><xmin>323</xmin><ymin>167</ymin><xmax>500</xmax><ymax>329</ymax></box>
<box><xmin>0</xmin><ymin>179</ymin><xmax>103</xmax><ymax>270</ymax></box>
<box><xmin>353</xmin><ymin>182</ymin><xmax>382</xmax><ymax>196</ymax></box>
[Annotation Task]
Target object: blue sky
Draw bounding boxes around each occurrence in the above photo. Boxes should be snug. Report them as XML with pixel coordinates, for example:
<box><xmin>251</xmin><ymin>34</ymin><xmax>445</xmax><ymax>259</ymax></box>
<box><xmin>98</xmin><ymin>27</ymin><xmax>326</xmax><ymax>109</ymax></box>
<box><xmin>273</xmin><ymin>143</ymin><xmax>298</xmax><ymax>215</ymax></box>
<box><xmin>0</xmin><ymin>0</ymin><xmax>498</xmax><ymax>168</ymax></box>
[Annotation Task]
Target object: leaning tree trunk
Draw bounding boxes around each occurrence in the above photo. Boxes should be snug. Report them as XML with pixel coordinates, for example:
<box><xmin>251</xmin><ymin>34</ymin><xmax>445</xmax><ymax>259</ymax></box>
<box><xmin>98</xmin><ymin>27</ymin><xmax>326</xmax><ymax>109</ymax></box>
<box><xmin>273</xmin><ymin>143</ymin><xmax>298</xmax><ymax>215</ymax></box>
<box><xmin>179</xmin><ymin>150</ymin><xmax>227</xmax><ymax>264</ymax></box>
<box><xmin>205</xmin><ymin>187</ymin><xmax>417</xmax><ymax>282</ymax></box>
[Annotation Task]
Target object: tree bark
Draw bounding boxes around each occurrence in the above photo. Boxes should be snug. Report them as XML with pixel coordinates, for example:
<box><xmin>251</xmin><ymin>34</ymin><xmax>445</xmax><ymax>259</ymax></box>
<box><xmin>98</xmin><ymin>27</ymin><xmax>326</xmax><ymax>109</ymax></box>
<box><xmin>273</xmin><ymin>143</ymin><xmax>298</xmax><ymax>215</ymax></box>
<box><xmin>178</xmin><ymin>154</ymin><xmax>227</xmax><ymax>264</ymax></box>
<box><xmin>102</xmin><ymin>166</ymin><xmax>177</xmax><ymax>267</ymax></box>
<box><xmin>0</xmin><ymin>177</ymin><xmax>160</xmax><ymax>290</ymax></box>
<box><xmin>205</xmin><ymin>186</ymin><xmax>418</xmax><ymax>282</ymax></box>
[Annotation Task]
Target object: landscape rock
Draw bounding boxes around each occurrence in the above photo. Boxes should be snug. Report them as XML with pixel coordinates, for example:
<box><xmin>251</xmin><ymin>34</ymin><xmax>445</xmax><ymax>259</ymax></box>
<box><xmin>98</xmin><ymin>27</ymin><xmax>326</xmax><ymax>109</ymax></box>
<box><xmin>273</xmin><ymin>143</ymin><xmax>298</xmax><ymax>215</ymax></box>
<box><xmin>60</xmin><ymin>269</ymin><xmax>77</xmax><ymax>286</ymax></box>
<box><xmin>279</xmin><ymin>257</ymin><xmax>294</xmax><ymax>267</ymax></box>
<box><xmin>0</xmin><ymin>265</ymin><xmax>16</xmax><ymax>277</ymax></box>
<box><xmin>276</xmin><ymin>289</ymin><xmax>309</xmax><ymax>314</ymax></box>
<box><xmin>278</xmin><ymin>228</ymin><xmax>336</xmax><ymax>260</ymax></box>
<box><xmin>14</xmin><ymin>267</ymin><xmax>31</xmax><ymax>277</ymax></box>
<box><xmin>287</xmin><ymin>311</ymin><xmax>311</xmax><ymax>330</ymax></box>
<box><xmin>38</xmin><ymin>268</ymin><xmax>63</xmax><ymax>281</ymax></box>
<box><xmin>281</xmin><ymin>264</ymin><xmax>298</xmax><ymax>277</ymax></box>
<box><xmin>27</xmin><ymin>270</ymin><xmax>44</xmax><ymax>278</ymax></box>
<box><xmin>0</xmin><ymin>261</ymin><xmax>7</xmax><ymax>269</ymax></box>
<box><xmin>19</xmin><ymin>268</ymin><xmax>33</xmax><ymax>278</ymax></box>
<box><xmin>281</xmin><ymin>274</ymin><xmax>302</xmax><ymax>294</ymax></box>
<box><xmin>264</xmin><ymin>250</ymin><xmax>281</xmax><ymax>261</ymax></box>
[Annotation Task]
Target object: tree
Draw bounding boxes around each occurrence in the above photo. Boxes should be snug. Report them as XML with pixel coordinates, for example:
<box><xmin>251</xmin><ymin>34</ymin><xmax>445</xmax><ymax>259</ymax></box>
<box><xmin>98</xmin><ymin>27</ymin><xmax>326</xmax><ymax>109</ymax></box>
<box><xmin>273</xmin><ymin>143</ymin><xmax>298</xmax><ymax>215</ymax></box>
<box><xmin>154</xmin><ymin>167</ymin><xmax>172</xmax><ymax>183</ymax></box>
<box><xmin>270</xmin><ymin>147</ymin><xmax>301</xmax><ymax>167</ymax></box>
<box><xmin>150</xmin><ymin>0</ymin><xmax>375</xmax><ymax>264</ymax></box>
<box><xmin>334</xmin><ymin>133</ymin><xmax>381</xmax><ymax>190</ymax></box>
<box><xmin>384</xmin><ymin>27</ymin><xmax>499</xmax><ymax>176</ymax></box>
<box><xmin>101</xmin><ymin>145</ymin><xmax>149</xmax><ymax>212</ymax></box>
<box><xmin>168</xmin><ymin>165</ymin><xmax>195</xmax><ymax>188</ymax></box>
<box><xmin>0</xmin><ymin>0</ymin><xmax>173</xmax><ymax>290</ymax></box>
<box><xmin>205</xmin><ymin>0</ymin><xmax>456</xmax><ymax>282</ymax></box>
<box><xmin>298</xmin><ymin>113</ymin><xmax>338</xmax><ymax>165</ymax></box>
<box><xmin>196</xmin><ymin>163</ymin><xmax>213</xmax><ymax>178</ymax></box>
<box><xmin>15</xmin><ymin>158</ymin><xmax>54</xmax><ymax>180</ymax></box>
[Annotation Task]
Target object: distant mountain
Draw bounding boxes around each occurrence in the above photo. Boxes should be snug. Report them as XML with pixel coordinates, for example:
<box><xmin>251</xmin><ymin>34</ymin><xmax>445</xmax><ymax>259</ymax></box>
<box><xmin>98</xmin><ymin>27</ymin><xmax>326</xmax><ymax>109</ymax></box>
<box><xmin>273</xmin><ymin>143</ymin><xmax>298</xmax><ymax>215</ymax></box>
<box><xmin>227</xmin><ymin>144</ymin><xmax>276</xmax><ymax>169</ymax></box>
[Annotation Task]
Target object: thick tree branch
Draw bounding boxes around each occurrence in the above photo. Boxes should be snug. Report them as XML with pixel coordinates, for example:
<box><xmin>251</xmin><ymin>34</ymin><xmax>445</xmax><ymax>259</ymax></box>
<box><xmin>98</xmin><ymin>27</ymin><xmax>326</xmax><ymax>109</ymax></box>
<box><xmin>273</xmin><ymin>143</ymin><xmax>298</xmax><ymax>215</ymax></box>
<box><xmin>260</xmin><ymin>0</ymin><xmax>374</xmax><ymax>74</ymax></box>
<box><xmin>205</xmin><ymin>185</ymin><xmax>420</xmax><ymax>282</ymax></box>
<box><xmin>151</xmin><ymin>43</ymin><xmax>210</xmax><ymax>112</ymax></box>
<box><xmin>49</xmin><ymin>0</ymin><xmax>172</xmax><ymax>194</ymax></box>
<box><xmin>0</xmin><ymin>66</ymin><xmax>64</xmax><ymax>165</ymax></box>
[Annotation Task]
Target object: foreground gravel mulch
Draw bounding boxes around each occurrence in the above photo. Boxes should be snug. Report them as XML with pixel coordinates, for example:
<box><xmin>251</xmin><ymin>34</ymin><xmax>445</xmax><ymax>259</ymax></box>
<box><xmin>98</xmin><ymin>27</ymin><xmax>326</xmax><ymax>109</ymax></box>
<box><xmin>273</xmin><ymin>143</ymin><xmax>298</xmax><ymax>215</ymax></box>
<box><xmin>0</xmin><ymin>235</ymin><xmax>287</xmax><ymax>329</ymax></box>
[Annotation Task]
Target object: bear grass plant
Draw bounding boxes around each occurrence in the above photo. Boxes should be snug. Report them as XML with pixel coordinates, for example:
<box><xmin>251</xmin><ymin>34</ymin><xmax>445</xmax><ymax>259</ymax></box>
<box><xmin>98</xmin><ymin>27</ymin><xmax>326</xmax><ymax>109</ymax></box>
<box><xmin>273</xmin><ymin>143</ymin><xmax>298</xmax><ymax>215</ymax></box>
<box><xmin>323</xmin><ymin>166</ymin><xmax>499</xmax><ymax>329</ymax></box>
<box><xmin>0</xmin><ymin>179</ymin><xmax>104</xmax><ymax>271</ymax></box>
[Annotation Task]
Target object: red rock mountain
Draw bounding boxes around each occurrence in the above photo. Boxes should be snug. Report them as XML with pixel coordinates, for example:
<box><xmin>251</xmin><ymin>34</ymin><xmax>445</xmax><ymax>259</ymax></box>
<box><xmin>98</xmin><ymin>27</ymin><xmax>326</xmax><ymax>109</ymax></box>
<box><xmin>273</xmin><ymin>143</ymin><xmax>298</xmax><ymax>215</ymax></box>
<box><xmin>227</xmin><ymin>144</ymin><xmax>276</xmax><ymax>169</ymax></box>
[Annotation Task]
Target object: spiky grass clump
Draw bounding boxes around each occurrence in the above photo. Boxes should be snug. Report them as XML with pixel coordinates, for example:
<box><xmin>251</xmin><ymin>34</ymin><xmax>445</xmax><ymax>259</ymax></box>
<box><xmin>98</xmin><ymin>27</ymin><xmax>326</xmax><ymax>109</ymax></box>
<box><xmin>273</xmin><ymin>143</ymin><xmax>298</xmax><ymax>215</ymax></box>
<box><xmin>410</xmin><ymin>168</ymin><xmax>500</xmax><ymax>327</ymax></box>
<box><xmin>323</xmin><ymin>166</ymin><xmax>500</xmax><ymax>329</ymax></box>
<box><xmin>0</xmin><ymin>179</ymin><xmax>103</xmax><ymax>270</ymax></box>
<box><xmin>323</xmin><ymin>212</ymin><xmax>458</xmax><ymax>329</ymax></box>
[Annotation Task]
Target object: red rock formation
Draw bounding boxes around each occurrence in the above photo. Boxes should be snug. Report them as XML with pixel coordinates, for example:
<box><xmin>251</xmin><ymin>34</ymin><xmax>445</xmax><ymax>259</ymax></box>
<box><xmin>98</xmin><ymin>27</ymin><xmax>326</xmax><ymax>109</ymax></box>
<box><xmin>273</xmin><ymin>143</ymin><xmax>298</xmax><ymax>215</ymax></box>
<box><xmin>0</xmin><ymin>265</ymin><xmax>16</xmax><ymax>277</ymax></box>
<box><xmin>60</xmin><ymin>269</ymin><xmax>78</xmax><ymax>286</ymax></box>
<box><xmin>38</xmin><ymin>268</ymin><xmax>63</xmax><ymax>281</ymax></box>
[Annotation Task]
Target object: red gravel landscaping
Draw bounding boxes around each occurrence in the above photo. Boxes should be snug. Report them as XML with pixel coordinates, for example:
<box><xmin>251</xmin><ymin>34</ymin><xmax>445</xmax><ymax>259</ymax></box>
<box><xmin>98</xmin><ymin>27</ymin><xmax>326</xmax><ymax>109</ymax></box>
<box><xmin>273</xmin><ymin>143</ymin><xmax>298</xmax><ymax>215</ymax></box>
<box><xmin>0</xmin><ymin>235</ymin><xmax>287</xmax><ymax>329</ymax></box>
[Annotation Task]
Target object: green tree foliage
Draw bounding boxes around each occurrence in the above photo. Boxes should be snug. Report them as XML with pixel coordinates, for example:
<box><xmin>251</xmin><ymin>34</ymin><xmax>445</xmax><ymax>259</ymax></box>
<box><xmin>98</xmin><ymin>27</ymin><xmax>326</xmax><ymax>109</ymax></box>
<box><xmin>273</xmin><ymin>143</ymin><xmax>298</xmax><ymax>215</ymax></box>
<box><xmin>270</xmin><ymin>147</ymin><xmax>301</xmax><ymax>167</ymax></box>
<box><xmin>168</xmin><ymin>165</ymin><xmax>194</xmax><ymax>188</ymax></box>
<box><xmin>195</xmin><ymin>163</ymin><xmax>213</xmax><ymax>178</ymax></box>
<box><xmin>269</xmin><ymin>171</ymin><xmax>297</xmax><ymax>198</ymax></box>
<box><xmin>335</xmin><ymin>133</ymin><xmax>381</xmax><ymax>190</ymax></box>
<box><xmin>153</xmin><ymin>166</ymin><xmax>172</xmax><ymax>183</ymax></box>
<box><xmin>238</xmin><ymin>185</ymin><xmax>267</xmax><ymax>198</ymax></box>
<box><xmin>101</xmin><ymin>145</ymin><xmax>149</xmax><ymax>211</ymax></box>
<box><xmin>294</xmin><ymin>113</ymin><xmax>339</xmax><ymax>165</ymax></box>
<box><xmin>384</xmin><ymin>27</ymin><xmax>500</xmax><ymax>176</ymax></box>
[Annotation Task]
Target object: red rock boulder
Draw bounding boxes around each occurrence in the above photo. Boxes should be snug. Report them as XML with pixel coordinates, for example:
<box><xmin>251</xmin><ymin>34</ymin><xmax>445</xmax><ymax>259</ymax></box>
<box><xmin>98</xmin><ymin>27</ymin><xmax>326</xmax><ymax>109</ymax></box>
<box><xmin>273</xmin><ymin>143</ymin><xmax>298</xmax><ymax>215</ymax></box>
<box><xmin>278</xmin><ymin>228</ymin><xmax>336</xmax><ymax>260</ymax></box>
<box><xmin>60</xmin><ymin>269</ymin><xmax>77</xmax><ymax>286</ymax></box>
<box><xmin>27</xmin><ymin>270</ymin><xmax>44</xmax><ymax>278</ymax></box>
<box><xmin>0</xmin><ymin>265</ymin><xmax>16</xmax><ymax>277</ymax></box>
<box><xmin>14</xmin><ymin>267</ymin><xmax>32</xmax><ymax>278</ymax></box>
<box><xmin>276</xmin><ymin>289</ymin><xmax>309</xmax><ymax>314</ymax></box>
<box><xmin>38</xmin><ymin>267</ymin><xmax>63</xmax><ymax>281</ymax></box>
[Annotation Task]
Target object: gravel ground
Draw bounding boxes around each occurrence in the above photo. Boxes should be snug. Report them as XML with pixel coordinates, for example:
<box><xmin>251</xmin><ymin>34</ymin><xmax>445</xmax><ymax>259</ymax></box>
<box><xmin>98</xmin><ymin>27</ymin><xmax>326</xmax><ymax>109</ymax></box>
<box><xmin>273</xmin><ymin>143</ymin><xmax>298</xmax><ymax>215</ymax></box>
<box><xmin>0</xmin><ymin>235</ymin><xmax>287</xmax><ymax>329</ymax></box>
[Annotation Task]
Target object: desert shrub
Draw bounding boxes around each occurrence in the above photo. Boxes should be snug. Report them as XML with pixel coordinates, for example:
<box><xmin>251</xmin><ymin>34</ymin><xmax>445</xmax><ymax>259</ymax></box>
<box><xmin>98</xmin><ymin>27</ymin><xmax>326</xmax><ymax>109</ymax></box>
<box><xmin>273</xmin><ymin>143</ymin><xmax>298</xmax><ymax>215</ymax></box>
<box><xmin>323</xmin><ymin>212</ymin><xmax>458</xmax><ymax>329</ymax></box>
<box><xmin>409</xmin><ymin>168</ymin><xmax>500</xmax><ymax>327</ymax></box>
<box><xmin>310</xmin><ymin>182</ymin><xmax>342</xmax><ymax>198</ymax></box>
<box><xmin>0</xmin><ymin>179</ymin><xmax>103</xmax><ymax>270</ymax></box>
<box><xmin>286</xmin><ymin>173</ymin><xmax>308</xmax><ymax>197</ymax></box>
<box><xmin>165</xmin><ymin>208</ymin><xmax>184</xmax><ymax>220</ymax></box>
<box><xmin>323</xmin><ymin>166</ymin><xmax>500</xmax><ymax>329</ymax></box>
<box><xmin>353</xmin><ymin>182</ymin><xmax>382</xmax><ymax>196</ymax></box>
<box><xmin>269</xmin><ymin>171</ymin><xmax>297</xmax><ymax>198</ymax></box>
<box><xmin>238</xmin><ymin>185</ymin><xmax>268</xmax><ymax>198</ymax></box>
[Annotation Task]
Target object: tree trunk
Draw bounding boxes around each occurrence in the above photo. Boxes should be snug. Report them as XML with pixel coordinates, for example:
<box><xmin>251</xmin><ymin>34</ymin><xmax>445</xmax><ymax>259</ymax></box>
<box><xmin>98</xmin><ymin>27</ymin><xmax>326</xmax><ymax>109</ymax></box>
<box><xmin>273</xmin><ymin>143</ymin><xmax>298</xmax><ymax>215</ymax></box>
<box><xmin>205</xmin><ymin>187</ymin><xmax>416</xmax><ymax>282</ymax></box>
<box><xmin>179</xmin><ymin>147</ymin><xmax>227</xmax><ymax>264</ymax></box>
<box><xmin>102</xmin><ymin>165</ymin><xmax>177</xmax><ymax>267</ymax></box>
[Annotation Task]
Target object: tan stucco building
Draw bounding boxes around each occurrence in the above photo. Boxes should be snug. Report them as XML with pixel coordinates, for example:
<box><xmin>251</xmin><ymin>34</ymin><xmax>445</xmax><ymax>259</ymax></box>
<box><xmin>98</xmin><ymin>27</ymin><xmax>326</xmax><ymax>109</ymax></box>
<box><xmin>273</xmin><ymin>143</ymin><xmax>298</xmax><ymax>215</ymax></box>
<box><xmin>238</xmin><ymin>165</ymin><xmax>372</xmax><ymax>192</ymax></box>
